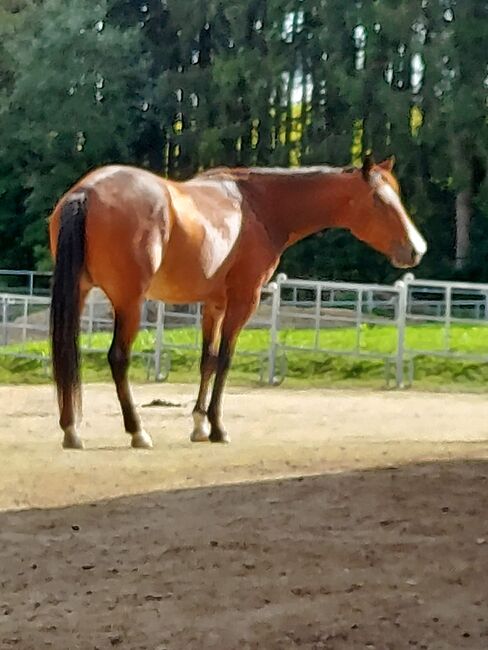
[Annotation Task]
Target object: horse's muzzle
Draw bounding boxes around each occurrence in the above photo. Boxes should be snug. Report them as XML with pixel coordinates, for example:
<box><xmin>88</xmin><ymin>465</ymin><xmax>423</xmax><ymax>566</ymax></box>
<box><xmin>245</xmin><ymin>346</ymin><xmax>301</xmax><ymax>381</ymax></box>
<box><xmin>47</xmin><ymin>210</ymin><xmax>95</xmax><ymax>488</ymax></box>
<box><xmin>391</xmin><ymin>242</ymin><xmax>425</xmax><ymax>269</ymax></box>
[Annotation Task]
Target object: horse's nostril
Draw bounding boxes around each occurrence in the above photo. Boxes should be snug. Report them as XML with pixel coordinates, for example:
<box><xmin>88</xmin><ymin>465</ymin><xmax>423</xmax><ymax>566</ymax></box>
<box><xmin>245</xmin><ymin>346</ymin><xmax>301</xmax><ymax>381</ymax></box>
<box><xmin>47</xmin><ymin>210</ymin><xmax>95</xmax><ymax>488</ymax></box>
<box><xmin>410</xmin><ymin>249</ymin><xmax>423</xmax><ymax>267</ymax></box>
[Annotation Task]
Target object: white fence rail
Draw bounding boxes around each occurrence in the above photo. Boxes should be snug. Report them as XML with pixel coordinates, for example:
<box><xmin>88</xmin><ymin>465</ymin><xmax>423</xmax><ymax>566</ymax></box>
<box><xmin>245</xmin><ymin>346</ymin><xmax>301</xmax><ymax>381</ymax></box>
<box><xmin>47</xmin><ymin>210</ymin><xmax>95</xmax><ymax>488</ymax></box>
<box><xmin>0</xmin><ymin>285</ymin><xmax>276</xmax><ymax>382</ymax></box>
<box><xmin>404</xmin><ymin>275</ymin><xmax>488</xmax><ymax>362</ymax></box>
<box><xmin>0</xmin><ymin>269</ymin><xmax>52</xmax><ymax>296</ymax></box>
<box><xmin>270</xmin><ymin>276</ymin><xmax>407</xmax><ymax>386</ymax></box>
<box><xmin>2</xmin><ymin>270</ymin><xmax>488</xmax><ymax>386</ymax></box>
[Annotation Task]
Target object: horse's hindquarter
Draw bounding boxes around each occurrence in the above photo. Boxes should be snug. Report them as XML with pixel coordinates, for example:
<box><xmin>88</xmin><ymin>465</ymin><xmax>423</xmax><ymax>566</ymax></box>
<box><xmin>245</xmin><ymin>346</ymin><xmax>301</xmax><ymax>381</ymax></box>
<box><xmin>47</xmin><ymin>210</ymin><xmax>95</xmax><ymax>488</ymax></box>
<box><xmin>51</xmin><ymin>164</ymin><xmax>276</xmax><ymax>306</ymax></box>
<box><xmin>147</xmin><ymin>179</ymin><xmax>244</xmax><ymax>303</ymax></box>
<box><xmin>74</xmin><ymin>166</ymin><xmax>170</xmax><ymax>302</ymax></box>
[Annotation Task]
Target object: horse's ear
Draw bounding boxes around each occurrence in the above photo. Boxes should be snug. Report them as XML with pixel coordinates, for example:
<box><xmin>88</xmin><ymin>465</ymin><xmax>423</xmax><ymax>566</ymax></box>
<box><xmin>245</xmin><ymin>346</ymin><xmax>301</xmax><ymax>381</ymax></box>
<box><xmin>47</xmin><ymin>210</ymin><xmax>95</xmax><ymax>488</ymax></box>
<box><xmin>379</xmin><ymin>155</ymin><xmax>395</xmax><ymax>171</ymax></box>
<box><xmin>362</xmin><ymin>152</ymin><xmax>375</xmax><ymax>181</ymax></box>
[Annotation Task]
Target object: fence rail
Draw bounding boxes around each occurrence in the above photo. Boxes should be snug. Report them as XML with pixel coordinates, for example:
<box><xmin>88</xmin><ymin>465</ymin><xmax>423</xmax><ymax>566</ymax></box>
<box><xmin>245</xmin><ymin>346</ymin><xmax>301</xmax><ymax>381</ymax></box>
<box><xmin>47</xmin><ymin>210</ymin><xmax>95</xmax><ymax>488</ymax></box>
<box><xmin>2</xmin><ymin>269</ymin><xmax>488</xmax><ymax>386</ymax></box>
<box><xmin>0</xmin><ymin>270</ymin><xmax>52</xmax><ymax>296</ymax></box>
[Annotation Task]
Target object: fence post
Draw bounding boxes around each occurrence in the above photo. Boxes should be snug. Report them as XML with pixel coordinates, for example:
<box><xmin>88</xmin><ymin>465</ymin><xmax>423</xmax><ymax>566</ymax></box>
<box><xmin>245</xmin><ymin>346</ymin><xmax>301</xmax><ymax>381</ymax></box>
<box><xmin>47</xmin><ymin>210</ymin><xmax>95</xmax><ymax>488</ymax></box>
<box><xmin>22</xmin><ymin>296</ymin><xmax>28</xmax><ymax>343</ymax></box>
<box><xmin>87</xmin><ymin>291</ymin><xmax>95</xmax><ymax>348</ymax></box>
<box><xmin>355</xmin><ymin>288</ymin><xmax>363</xmax><ymax>353</ymax></box>
<box><xmin>195</xmin><ymin>302</ymin><xmax>202</xmax><ymax>347</ymax></box>
<box><xmin>366</xmin><ymin>289</ymin><xmax>374</xmax><ymax>314</ymax></box>
<box><xmin>154</xmin><ymin>301</ymin><xmax>165</xmax><ymax>381</ymax></box>
<box><xmin>267</xmin><ymin>274</ymin><xmax>285</xmax><ymax>385</ymax></box>
<box><xmin>2</xmin><ymin>298</ymin><xmax>7</xmax><ymax>345</ymax></box>
<box><xmin>314</xmin><ymin>283</ymin><xmax>321</xmax><ymax>349</ymax></box>
<box><xmin>394</xmin><ymin>279</ymin><xmax>408</xmax><ymax>388</ymax></box>
<box><xmin>444</xmin><ymin>286</ymin><xmax>452</xmax><ymax>352</ymax></box>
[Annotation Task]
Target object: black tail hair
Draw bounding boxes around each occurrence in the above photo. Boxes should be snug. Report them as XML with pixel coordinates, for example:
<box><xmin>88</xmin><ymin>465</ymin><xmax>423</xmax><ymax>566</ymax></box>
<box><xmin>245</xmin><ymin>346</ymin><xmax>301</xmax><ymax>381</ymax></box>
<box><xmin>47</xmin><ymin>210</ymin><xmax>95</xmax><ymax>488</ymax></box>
<box><xmin>50</xmin><ymin>190</ymin><xmax>88</xmax><ymax>415</ymax></box>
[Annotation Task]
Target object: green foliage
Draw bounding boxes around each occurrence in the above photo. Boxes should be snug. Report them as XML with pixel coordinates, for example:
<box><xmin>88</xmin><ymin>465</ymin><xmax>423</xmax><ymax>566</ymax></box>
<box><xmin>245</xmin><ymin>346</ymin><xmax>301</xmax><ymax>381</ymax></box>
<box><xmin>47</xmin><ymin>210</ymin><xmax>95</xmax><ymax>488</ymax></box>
<box><xmin>0</xmin><ymin>0</ymin><xmax>148</xmax><ymax>267</ymax></box>
<box><xmin>0</xmin><ymin>0</ymin><xmax>486</xmax><ymax>279</ymax></box>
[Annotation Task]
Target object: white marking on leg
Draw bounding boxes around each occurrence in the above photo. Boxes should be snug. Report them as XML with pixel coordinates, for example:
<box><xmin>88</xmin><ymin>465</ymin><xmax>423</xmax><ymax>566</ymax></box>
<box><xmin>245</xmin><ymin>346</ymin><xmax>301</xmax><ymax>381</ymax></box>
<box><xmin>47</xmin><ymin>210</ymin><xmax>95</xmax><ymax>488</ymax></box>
<box><xmin>62</xmin><ymin>425</ymin><xmax>84</xmax><ymax>450</ymax></box>
<box><xmin>190</xmin><ymin>411</ymin><xmax>210</xmax><ymax>442</ymax></box>
<box><xmin>131</xmin><ymin>429</ymin><xmax>153</xmax><ymax>449</ymax></box>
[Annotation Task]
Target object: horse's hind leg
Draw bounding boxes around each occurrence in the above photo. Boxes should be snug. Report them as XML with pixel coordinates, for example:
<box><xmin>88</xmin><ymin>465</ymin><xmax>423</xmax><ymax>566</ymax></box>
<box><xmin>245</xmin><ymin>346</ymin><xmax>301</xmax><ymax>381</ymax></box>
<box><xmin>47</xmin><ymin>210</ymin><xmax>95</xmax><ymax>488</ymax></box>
<box><xmin>108</xmin><ymin>300</ymin><xmax>153</xmax><ymax>449</ymax></box>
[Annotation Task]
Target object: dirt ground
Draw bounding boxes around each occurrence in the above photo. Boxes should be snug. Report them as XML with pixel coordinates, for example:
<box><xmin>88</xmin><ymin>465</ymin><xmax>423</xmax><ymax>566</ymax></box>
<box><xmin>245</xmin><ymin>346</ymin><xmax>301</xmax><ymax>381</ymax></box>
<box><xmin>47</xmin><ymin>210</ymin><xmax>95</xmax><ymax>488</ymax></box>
<box><xmin>1</xmin><ymin>383</ymin><xmax>487</xmax><ymax>649</ymax></box>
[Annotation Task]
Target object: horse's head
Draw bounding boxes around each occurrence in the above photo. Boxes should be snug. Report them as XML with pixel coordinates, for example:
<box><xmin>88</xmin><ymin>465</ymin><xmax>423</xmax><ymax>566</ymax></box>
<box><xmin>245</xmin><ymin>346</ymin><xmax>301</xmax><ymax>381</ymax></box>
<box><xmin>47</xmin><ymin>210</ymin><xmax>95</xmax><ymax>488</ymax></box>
<box><xmin>349</xmin><ymin>155</ymin><xmax>427</xmax><ymax>268</ymax></box>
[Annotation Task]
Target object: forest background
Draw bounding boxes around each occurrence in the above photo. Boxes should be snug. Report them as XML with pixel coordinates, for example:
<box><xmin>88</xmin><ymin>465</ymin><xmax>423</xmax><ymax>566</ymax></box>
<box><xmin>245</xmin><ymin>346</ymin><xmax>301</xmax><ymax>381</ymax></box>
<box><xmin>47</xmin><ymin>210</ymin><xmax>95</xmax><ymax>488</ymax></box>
<box><xmin>0</xmin><ymin>0</ymin><xmax>486</xmax><ymax>284</ymax></box>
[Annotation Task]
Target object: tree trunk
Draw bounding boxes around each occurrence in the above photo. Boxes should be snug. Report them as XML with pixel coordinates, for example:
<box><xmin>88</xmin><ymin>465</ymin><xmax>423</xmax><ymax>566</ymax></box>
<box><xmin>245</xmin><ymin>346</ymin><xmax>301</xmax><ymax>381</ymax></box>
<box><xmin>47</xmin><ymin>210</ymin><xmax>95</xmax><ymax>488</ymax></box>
<box><xmin>455</xmin><ymin>188</ymin><xmax>472</xmax><ymax>270</ymax></box>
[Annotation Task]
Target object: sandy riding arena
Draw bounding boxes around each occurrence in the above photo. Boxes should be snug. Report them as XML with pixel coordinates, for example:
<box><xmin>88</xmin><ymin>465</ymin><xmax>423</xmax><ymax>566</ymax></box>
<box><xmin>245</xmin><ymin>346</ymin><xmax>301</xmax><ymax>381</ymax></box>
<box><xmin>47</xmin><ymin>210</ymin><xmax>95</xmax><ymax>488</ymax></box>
<box><xmin>1</xmin><ymin>383</ymin><xmax>487</xmax><ymax>649</ymax></box>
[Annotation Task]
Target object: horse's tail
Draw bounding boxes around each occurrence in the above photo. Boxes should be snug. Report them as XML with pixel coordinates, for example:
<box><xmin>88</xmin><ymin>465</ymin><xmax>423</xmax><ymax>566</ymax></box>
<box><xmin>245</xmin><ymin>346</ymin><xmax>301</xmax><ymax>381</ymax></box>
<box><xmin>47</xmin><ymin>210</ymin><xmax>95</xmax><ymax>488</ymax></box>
<box><xmin>50</xmin><ymin>190</ymin><xmax>88</xmax><ymax>415</ymax></box>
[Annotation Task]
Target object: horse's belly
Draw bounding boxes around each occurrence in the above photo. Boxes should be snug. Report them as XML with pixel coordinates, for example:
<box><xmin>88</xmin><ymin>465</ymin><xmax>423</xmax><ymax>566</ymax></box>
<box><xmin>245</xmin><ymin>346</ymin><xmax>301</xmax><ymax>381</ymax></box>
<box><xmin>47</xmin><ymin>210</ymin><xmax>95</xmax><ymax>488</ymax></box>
<box><xmin>146</xmin><ymin>198</ymin><xmax>242</xmax><ymax>304</ymax></box>
<box><xmin>145</xmin><ymin>261</ymin><xmax>223</xmax><ymax>304</ymax></box>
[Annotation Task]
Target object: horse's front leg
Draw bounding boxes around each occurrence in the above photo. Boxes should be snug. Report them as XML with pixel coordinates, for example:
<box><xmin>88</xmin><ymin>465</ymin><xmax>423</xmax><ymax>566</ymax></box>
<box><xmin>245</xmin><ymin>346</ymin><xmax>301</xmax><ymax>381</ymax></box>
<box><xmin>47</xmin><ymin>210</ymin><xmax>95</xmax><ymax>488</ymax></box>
<box><xmin>206</xmin><ymin>291</ymin><xmax>260</xmax><ymax>443</ymax></box>
<box><xmin>191</xmin><ymin>301</ymin><xmax>226</xmax><ymax>442</ymax></box>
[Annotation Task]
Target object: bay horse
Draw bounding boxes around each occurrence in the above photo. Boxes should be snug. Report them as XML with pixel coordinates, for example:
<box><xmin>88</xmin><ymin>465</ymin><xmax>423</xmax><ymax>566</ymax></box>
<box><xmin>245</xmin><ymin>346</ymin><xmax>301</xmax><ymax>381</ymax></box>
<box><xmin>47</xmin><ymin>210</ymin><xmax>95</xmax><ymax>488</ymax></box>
<box><xmin>49</xmin><ymin>155</ymin><xmax>427</xmax><ymax>450</ymax></box>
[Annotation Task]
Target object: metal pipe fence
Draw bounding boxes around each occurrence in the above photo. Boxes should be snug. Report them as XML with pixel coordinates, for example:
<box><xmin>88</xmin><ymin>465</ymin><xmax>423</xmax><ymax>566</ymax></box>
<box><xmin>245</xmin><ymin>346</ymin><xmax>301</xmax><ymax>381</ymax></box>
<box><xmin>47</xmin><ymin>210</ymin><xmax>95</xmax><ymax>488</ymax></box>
<box><xmin>0</xmin><ymin>285</ymin><xmax>277</xmax><ymax>382</ymax></box>
<box><xmin>270</xmin><ymin>275</ymin><xmax>408</xmax><ymax>386</ymax></box>
<box><xmin>0</xmin><ymin>270</ymin><xmax>52</xmax><ymax>296</ymax></box>
<box><xmin>402</xmin><ymin>273</ymin><xmax>488</xmax><ymax>363</ymax></box>
<box><xmin>2</xmin><ymin>270</ymin><xmax>488</xmax><ymax>386</ymax></box>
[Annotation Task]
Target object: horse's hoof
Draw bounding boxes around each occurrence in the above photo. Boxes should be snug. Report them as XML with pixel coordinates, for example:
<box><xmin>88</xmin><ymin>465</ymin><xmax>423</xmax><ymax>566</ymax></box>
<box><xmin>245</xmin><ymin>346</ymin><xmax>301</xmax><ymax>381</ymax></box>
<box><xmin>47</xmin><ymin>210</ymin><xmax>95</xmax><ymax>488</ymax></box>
<box><xmin>62</xmin><ymin>433</ymin><xmax>84</xmax><ymax>450</ymax></box>
<box><xmin>209</xmin><ymin>430</ymin><xmax>231</xmax><ymax>444</ymax></box>
<box><xmin>190</xmin><ymin>429</ymin><xmax>210</xmax><ymax>442</ymax></box>
<box><xmin>131</xmin><ymin>430</ymin><xmax>153</xmax><ymax>449</ymax></box>
<box><xmin>190</xmin><ymin>411</ymin><xmax>210</xmax><ymax>442</ymax></box>
<box><xmin>190</xmin><ymin>417</ymin><xmax>211</xmax><ymax>442</ymax></box>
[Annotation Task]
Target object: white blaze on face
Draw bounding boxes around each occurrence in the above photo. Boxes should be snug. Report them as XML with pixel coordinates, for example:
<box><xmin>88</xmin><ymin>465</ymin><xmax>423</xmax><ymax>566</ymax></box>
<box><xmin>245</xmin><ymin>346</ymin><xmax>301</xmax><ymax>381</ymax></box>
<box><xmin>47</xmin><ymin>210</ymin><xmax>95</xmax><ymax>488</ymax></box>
<box><xmin>374</xmin><ymin>175</ymin><xmax>427</xmax><ymax>257</ymax></box>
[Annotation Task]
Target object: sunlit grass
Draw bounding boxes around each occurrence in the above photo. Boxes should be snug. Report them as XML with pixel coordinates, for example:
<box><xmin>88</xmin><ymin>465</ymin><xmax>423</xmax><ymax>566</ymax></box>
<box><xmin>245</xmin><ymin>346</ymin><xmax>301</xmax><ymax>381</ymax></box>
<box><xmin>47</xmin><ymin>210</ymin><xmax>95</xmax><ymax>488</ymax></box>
<box><xmin>1</xmin><ymin>323</ymin><xmax>488</xmax><ymax>390</ymax></box>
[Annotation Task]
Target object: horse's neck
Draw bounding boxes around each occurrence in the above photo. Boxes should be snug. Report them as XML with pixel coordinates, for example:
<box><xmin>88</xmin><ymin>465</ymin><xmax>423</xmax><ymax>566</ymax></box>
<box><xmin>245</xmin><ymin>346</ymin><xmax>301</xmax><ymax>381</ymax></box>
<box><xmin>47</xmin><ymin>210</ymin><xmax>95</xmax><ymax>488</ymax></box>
<box><xmin>241</xmin><ymin>171</ymin><xmax>363</xmax><ymax>249</ymax></box>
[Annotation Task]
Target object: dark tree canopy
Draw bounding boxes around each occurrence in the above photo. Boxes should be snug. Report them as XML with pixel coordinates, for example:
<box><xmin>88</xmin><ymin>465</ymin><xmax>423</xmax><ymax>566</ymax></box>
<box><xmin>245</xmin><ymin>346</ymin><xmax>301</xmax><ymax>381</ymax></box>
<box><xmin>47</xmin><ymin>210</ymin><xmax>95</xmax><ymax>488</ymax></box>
<box><xmin>0</xmin><ymin>0</ymin><xmax>486</xmax><ymax>281</ymax></box>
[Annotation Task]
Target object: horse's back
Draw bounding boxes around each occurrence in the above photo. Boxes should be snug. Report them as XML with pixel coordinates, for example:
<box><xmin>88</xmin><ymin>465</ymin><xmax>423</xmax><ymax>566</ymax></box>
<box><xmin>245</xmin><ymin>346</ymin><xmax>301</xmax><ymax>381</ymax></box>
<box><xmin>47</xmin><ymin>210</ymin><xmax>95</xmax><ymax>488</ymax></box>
<box><xmin>82</xmin><ymin>164</ymin><xmax>167</xmax><ymax>212</ymax></box>
<box><xmin>49</xmin><ymin>164</ymin><xmax>258</xmax><ymax>305</ymax></box>
<box><xmin>50</xmin><ymin>165</ymin><xmax>168</xmax><ymax>243</ymax></box>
